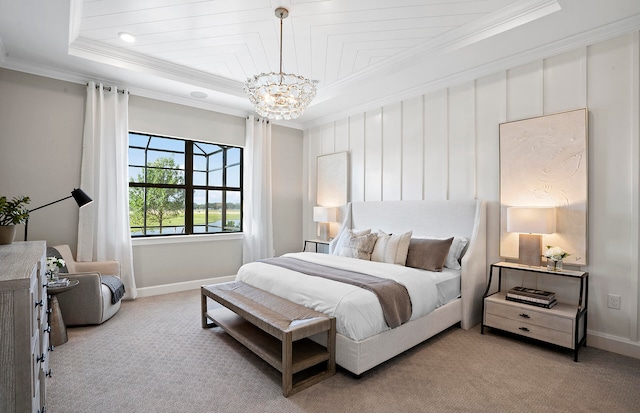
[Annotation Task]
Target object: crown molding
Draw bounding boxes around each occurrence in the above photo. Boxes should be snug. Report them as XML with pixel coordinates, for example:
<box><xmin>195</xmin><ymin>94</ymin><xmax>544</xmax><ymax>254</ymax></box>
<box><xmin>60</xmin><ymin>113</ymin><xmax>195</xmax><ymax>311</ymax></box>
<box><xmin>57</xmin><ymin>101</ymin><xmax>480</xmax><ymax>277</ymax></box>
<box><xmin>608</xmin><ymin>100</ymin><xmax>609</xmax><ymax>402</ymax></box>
<box><xmin>68</xmin><ymin>38</ymin><xmax>246</xmax><ymax>98</ymax></box>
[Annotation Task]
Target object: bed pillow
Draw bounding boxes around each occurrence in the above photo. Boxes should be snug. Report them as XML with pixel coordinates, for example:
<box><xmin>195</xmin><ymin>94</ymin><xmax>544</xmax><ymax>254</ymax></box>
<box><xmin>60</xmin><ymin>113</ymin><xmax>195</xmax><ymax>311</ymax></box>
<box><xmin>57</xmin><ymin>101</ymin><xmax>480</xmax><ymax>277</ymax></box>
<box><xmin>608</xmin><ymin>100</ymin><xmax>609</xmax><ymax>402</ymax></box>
<box><xmin>332</xmin><ymin>228</ymin><xmax>371</xmax><ymax>255</ymax></box>
<box><xmin>371</xmin><ymin>230</ymin><xmax>412</xmax><ymax>265</ymax></box>
<box><xmin>336</xmin><ymin>231</ymin><xmax>378</xmax><ymax>260</ymax></box>
<box><xmin>405</xmin><ymin>237</ymin><xmax>454</xmax><ymax>272</ymax></box>
<box><xmin>444</xmin><ymin>237</ymin><xmax>468</xmax><ymax>269</ymax></box>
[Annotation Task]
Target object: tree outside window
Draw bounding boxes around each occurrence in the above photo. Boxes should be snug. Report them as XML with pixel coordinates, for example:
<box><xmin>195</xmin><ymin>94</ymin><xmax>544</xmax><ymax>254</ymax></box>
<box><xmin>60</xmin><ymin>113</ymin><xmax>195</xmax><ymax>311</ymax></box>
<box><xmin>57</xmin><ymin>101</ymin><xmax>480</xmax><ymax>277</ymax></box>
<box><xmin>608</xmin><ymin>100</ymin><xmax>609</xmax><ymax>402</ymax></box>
<box><xmin>128</xmin><ymin>132</ymin><xmax>242</xmax><ymax>237</ymax></box>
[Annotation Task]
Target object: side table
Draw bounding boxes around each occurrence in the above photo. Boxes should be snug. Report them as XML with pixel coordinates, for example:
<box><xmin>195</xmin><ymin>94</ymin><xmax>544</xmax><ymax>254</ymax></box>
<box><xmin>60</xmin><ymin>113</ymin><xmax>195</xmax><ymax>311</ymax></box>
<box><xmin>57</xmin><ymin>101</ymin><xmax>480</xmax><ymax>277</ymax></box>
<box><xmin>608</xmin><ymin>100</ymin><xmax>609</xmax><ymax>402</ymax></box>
<box><xmin>47</xmin><ymin>279</ymin><xmax>80</xmax><ymax>346</ymax></box>
<box><xmin>303</xmin><ymin>239</ymin><xmax>330</xmax><ymax>253</ymax></box>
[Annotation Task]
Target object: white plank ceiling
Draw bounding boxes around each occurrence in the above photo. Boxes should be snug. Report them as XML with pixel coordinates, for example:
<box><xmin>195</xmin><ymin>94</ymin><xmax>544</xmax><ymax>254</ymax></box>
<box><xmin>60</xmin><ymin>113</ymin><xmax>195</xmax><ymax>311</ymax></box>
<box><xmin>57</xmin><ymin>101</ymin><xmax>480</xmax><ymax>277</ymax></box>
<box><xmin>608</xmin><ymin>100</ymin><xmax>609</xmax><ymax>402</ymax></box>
<box><xmin>2</xmin><ymin>0</ymin><xmax>640</xmax><ymax>127</ymax></box>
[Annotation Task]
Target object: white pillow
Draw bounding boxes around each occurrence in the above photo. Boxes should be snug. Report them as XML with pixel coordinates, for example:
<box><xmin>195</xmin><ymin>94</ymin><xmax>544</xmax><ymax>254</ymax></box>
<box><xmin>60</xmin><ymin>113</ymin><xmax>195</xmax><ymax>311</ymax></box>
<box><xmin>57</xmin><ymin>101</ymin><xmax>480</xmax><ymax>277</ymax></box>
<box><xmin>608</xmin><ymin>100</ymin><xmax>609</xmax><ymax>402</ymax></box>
<box><xmin>332</xmin><ymin>228</ymin><xmax>371</xmax><ymax>255</ymax></box>
<box><xmin>336</xmin><ymin>230</ymin><xmax>378</xmax><ymax>260</ymax></box>
<box><xmin>371</xmin><ymin>230</ymin><xmax>412</xmax><ymax>265</ymax></box>
<box><xmin>412</xmin><ymin>236</ymin><xmax>468</xmax><ymax>269</ymax></box>
<box><xmin>444</xmin><ymin>237</ymin><xmax>468</xmax><ymax>269</ymax></box>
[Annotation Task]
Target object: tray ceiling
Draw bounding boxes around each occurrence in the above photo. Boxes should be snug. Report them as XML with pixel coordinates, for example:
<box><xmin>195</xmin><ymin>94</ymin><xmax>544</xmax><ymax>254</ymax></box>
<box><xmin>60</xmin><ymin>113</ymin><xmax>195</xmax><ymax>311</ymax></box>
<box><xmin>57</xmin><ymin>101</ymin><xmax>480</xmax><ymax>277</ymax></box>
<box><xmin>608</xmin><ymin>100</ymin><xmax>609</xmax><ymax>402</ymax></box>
<box><xmin>2</xmin><ymin>0</ymin><xmax>640</xmax><ymax>127</ymax></box>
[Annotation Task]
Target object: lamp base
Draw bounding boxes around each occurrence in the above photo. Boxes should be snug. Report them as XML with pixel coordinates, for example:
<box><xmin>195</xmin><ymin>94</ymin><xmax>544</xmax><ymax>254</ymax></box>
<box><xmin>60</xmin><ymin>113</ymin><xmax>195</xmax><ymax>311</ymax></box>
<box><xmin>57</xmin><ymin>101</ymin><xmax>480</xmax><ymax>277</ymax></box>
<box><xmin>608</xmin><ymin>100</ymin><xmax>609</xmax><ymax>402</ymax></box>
<box><xmin>318</xmin><ymin>223</ymin><xmax>330</xmax><ymax>242</ymax></box>
<box><xmin>518</xmin><ymin>233</ymin><xmax>542</xmax><ymax>267</ymax></box>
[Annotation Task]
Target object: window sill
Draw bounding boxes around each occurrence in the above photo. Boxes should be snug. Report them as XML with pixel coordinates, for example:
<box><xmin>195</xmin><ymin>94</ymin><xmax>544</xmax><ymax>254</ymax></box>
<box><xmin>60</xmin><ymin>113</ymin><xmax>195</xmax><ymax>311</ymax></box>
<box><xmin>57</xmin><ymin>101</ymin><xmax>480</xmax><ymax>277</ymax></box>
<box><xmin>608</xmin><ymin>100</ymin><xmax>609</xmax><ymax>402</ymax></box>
<box><xmin>132</xmin><ymin>232</ymin><xmax>243</xmax><ymax>246</ymax></box>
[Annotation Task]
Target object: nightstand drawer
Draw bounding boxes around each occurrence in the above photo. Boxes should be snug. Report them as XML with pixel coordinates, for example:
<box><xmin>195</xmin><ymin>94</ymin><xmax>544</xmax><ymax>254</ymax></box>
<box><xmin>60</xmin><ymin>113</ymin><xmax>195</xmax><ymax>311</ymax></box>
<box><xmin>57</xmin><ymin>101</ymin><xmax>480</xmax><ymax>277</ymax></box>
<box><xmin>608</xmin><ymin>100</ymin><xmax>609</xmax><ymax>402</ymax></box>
<box><xmin>485</xmin><ymin>297</ymin><xmax>573</xmax><ymax>333</ymax></box>
<box><xmin>485</xmin><ymin>313</ymin><xmax>573</xmax><ymax>348</ymax></box>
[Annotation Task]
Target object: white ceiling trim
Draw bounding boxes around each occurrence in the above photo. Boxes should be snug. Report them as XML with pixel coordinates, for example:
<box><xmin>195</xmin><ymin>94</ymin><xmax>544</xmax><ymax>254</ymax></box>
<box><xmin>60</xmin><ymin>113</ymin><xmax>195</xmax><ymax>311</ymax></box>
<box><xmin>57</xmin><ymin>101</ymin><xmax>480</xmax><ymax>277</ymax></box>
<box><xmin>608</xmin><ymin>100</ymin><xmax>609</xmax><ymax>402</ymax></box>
<box><xmin>68</xmin><ymin>37</ymin><xmax>245</xmax><ymax>97</ymax></box>
<box><xmin>302</xmin><ymin>11</ymin><xmax>640</xmax><ymax>130</ymax></box>
<box><xmin>318</xmin><ymin>0</ymin><xmax>561</xmax><ymax>98</ymax></box>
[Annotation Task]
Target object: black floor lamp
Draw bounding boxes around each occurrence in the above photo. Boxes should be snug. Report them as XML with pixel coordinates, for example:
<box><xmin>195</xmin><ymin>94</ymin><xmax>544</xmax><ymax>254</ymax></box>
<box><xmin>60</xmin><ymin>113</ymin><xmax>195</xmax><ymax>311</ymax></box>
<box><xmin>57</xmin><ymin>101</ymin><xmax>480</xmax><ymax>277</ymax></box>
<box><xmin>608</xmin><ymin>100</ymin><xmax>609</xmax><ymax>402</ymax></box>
<box><xmin>24</xmin><ymin>188</ymin><xmax>93</xmax><ymax>241</ymax></box>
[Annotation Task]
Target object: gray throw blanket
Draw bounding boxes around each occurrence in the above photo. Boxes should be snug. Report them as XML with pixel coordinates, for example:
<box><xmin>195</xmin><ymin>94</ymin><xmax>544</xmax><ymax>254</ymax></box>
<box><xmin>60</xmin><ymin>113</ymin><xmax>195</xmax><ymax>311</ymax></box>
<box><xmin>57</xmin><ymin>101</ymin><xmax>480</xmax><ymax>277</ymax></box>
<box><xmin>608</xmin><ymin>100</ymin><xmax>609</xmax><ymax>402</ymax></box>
<box><xmin>100</xmin><ymin>275</ymin><xmax>125</xmax><ymax>304</ymax></box>
<box><xmin>259</xmin><ymin>257</ymin><xmax>412</xmax><ymax>328</ymax></box>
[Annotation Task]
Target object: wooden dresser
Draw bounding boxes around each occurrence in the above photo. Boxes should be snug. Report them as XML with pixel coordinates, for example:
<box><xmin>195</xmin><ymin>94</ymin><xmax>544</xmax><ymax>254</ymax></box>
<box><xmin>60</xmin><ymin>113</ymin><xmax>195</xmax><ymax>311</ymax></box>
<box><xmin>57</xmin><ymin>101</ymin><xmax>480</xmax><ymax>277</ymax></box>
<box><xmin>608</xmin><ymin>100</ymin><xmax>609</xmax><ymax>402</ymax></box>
<box><xmin>0</xmin><ymin>241</ymin><xmax>50</xmax><ymax>413</ymax></box>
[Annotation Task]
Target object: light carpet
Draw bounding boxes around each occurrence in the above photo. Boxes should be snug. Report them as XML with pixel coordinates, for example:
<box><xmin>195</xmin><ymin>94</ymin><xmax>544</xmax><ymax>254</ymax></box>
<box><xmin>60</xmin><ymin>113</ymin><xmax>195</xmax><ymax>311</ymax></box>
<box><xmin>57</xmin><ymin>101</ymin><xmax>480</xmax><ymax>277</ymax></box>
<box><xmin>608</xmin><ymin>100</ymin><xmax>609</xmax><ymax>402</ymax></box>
<box><xmin>47</xmin><ymin>289</ymin><xmax>640</xmax><ymax>412</ymax></box>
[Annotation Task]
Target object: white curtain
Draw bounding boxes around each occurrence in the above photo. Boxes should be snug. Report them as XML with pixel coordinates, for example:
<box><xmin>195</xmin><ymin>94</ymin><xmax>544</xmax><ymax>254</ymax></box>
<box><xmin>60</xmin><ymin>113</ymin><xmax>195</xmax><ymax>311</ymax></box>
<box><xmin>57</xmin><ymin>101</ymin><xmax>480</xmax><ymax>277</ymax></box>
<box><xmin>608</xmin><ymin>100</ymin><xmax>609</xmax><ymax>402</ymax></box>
<box><xmin>242</xmin><ymin>116</ymin><xmax>274</xmax><ymax>263</ymax></box>
<box><xmin>77</xmin><ymin>81</ymin><xmax>137</xmax><ymax>299</ymax></box>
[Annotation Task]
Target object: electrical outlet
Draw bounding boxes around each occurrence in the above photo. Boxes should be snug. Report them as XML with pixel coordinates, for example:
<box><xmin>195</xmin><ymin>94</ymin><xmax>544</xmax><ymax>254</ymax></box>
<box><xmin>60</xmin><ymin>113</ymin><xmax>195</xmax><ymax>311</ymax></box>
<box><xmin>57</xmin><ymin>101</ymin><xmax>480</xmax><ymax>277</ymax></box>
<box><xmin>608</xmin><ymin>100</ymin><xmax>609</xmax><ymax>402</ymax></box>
<box><xmin>607</xmin><ymin>294</ymin><xmax>621</xmax><ymax>310</ymax></box>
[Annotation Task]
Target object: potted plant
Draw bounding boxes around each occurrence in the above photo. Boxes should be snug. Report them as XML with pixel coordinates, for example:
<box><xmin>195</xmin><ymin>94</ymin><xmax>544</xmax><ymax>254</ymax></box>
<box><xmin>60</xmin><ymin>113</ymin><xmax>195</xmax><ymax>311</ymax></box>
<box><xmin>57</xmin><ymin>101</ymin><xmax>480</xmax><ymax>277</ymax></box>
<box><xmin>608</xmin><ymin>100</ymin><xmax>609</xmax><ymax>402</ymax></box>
<box><xmin>0</xmin><ymin>195</ymin><xmax>30</xmax><ymax>245</ymax></box>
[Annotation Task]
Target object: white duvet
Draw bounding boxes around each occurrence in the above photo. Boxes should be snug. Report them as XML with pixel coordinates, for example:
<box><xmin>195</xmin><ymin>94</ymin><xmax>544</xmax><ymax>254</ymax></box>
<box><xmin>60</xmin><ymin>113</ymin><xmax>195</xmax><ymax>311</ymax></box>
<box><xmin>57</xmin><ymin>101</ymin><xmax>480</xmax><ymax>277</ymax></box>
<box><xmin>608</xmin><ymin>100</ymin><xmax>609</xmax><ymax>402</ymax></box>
<box><xmin>236</xmin><ymin>252</ymin><xmax>445</xmax><ymax>341</ymax></box>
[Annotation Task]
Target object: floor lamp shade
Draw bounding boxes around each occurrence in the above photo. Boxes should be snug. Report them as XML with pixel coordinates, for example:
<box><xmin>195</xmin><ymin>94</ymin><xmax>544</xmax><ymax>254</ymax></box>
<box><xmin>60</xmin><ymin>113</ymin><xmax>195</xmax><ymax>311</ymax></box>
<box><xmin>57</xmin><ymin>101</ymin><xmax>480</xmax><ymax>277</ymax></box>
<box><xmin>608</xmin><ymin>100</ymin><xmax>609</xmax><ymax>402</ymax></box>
<box><xmin>71</xmin><ymin>188</ymin><xmax>93</xmax><ymax>208</ymax></box>
<box><xmin>313</xmin><ymin>207</ymin><xmax>337</xmax><ymax>241</ymax></box>
<box><xmin>507</xmin><ymin>207</ymin><xmax>556</xmax><ymax>266</ymax></box>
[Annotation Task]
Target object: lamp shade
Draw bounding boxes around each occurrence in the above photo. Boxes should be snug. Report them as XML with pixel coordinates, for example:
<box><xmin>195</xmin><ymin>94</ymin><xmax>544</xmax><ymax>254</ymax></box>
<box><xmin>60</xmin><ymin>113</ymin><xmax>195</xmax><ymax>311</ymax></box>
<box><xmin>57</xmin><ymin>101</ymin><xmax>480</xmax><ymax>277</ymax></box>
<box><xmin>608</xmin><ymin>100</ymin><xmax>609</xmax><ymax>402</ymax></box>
<box><xmin>507</xmin><ymin>207</ymin><xmax>556</xmax><ymax>234</ymax></box>
<box><xmin>71</xmin><ymin>188</ymin><xmax>93</xmax><ymax>208</ymax></box>
<box><xmin>313</xmin><ymin>206</ymin><xmax>337</xmax><ymax>223</ymax></box>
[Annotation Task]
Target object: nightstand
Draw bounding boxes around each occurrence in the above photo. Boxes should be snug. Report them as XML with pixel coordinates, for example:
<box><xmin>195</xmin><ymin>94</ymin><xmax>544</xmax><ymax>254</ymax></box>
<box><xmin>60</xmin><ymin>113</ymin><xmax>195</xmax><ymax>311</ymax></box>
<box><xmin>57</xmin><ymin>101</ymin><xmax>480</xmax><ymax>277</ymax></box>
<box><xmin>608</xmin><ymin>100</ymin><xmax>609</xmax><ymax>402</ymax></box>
<box><xmin>303</xmin><ymin>239</ymin><xmax>330</xmax><ymax>253</ymax></box>
<box><xmin>481</xmin><ymin>261</ymin><xmax>588</xmax><ymax>361</ymax></box>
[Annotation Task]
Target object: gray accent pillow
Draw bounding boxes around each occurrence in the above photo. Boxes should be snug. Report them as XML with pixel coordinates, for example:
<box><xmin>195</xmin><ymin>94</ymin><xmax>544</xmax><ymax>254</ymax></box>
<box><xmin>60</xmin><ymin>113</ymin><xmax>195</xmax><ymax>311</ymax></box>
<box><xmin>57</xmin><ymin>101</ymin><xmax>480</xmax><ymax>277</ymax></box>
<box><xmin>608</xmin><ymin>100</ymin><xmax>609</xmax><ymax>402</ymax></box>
<box><xmin>337</xmin><ymin>231</ymin><xmax>378</xmax><ymax>260</ymax></box>
<box><xmin>405</xmin><ymin>237</ymin><xmax>454</xmax><ymax>272</ymax></box>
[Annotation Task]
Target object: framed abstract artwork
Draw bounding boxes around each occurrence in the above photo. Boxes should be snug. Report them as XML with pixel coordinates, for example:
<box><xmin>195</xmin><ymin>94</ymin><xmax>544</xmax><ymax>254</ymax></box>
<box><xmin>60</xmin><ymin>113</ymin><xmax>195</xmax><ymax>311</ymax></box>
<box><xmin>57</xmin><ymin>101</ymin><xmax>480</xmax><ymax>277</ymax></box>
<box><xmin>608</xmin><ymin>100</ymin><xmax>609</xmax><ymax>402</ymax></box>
<box><xmin>499</xmin><ymin>108</ymin><xmax>588</xmax><ymax>266</ymax></box>
<box><xmin>317</xmin><ymin>152</ymin><xmax>348</xmax><ymax>237</ymax></box>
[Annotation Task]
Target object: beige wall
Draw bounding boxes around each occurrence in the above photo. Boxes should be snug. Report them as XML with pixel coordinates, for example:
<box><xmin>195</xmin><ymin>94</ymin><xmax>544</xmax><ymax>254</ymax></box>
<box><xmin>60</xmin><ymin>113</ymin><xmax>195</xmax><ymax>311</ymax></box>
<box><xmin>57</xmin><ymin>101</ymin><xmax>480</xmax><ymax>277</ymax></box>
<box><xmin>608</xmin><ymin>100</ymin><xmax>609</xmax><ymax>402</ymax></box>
<box><xmin>304</xmin><ymin>32</ymin><xmax>640</xmax><ymax>359</ymax></box>
<box><xmin>0</xmin><ymin>69</ymin><xmax>304</xmax><ymax>293</ymax></box>
<box><xmin>0</xmin><ymin>69</ymin><xmax>86</xmax><ymax>247</ymax></box>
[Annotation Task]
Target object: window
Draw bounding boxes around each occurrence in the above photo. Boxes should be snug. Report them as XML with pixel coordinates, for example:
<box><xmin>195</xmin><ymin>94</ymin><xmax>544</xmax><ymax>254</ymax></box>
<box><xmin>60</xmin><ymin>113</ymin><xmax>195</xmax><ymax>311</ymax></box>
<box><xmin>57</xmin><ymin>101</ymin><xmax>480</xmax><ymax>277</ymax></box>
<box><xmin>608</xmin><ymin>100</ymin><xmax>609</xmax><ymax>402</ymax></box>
<box><xmin>128</xmin><ymin>132</ymin><xmax>242</xmax><ymax>237</ymax></box>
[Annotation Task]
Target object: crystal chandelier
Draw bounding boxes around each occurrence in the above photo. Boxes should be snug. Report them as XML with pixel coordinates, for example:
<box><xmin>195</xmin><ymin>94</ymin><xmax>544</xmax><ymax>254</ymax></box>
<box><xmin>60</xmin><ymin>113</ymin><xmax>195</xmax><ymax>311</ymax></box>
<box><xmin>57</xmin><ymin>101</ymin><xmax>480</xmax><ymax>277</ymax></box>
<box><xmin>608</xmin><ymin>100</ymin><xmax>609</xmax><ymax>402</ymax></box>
<box><xmin>244</xmin><ymin>8</ymin><xmax>318</xmax><ymax>120</ymax></box>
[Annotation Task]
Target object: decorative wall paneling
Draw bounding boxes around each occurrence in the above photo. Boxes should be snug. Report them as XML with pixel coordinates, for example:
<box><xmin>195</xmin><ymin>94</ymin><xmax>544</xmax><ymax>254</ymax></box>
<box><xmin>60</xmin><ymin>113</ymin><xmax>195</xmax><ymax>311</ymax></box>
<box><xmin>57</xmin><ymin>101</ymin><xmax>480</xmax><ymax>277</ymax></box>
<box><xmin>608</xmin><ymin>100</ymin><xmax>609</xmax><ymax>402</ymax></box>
<box><xmin>304</xmin><ymin>32</ymin><xmax>640</xmax><ymax>356</ymax></box>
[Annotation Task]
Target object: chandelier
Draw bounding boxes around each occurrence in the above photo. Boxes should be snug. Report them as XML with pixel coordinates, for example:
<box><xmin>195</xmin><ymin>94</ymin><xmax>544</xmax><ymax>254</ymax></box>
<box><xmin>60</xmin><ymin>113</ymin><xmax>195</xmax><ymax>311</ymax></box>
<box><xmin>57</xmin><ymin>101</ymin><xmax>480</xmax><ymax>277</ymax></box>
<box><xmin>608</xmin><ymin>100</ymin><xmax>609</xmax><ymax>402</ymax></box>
<box><xmin>243</xmin><ymin>8</ymin><xmax>318</xmax><ymax>120</ymax></box>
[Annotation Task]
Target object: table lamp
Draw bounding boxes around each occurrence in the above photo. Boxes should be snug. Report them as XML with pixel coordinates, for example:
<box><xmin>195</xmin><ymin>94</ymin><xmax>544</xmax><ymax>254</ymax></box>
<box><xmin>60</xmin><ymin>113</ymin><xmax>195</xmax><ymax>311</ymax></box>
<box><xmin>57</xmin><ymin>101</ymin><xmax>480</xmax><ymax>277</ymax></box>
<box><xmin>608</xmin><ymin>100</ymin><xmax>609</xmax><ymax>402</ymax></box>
<box><xmin>507</xmin><ymin>206</ymin><xmax>556</xmax><ymax>267</ymax></box>
<box><xmin>313</xmin><ymin>206</ymin><xmax>337</xmax><ymax>242</ymax></box>
<box><xmin>24</xmin><ymin>188</ymin><xmax>93</xmax><ymax>241</ymax></box>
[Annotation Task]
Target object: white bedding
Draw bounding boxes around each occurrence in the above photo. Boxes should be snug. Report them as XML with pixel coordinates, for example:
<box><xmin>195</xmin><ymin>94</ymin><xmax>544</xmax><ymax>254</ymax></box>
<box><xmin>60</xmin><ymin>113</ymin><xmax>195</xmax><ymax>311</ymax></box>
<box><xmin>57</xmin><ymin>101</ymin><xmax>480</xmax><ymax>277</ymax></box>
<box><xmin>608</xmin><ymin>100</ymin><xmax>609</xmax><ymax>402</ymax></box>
<box><xmin>235</xmin><ymin>251</ymin><xmax>460</xmax><ymax>341</ymax></box>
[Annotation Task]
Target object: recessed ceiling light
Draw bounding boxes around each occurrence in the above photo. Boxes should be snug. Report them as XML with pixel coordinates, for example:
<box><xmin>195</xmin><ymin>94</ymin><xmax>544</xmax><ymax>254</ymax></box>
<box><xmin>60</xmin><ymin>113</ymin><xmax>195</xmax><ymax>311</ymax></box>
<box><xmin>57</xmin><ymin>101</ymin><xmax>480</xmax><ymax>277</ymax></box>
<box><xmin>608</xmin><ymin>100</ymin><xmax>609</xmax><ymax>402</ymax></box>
<box><xmin>118</xmin><ymin>32</ymin><xmax>136</xmax><ymax>43</ymax></box>
<box><xmin>190</xmin><ymin>91</ymin><xmax>208</xmax><ymax>99</ymax></box>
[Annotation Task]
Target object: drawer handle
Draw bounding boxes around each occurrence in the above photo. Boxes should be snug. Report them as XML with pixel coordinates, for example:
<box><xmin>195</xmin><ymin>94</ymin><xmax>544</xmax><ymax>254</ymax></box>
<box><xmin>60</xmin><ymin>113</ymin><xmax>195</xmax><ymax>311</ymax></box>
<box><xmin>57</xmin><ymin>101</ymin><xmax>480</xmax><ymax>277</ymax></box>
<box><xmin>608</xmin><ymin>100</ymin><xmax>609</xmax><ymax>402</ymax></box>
<box><xmin>37</xmin><ymin>353</ymin><xmax>46</xmax><ymax>363</ymax></box>
<box><xmin>44</xmin><ymin>325</ymin><xmax>51</xmax><ymax>334</ymax></box>
<box><xmin>519</xmin><ymin>327</ymin><xmax>530</xmax><ymax>332</ymax></box>
<box><xmin>35</xmin><ymin>300</ymin><xmax>44</xmax><ymax>308</ymax></box>
<box><xmin>46</xmin><ymin>368</ymin><xmax>53</xmax><ymax>378</ymax></box>
<box><xmin>48</xmin><ymin>344</ymin><xmax>55</xmax><ymax>352</ymax></box>
<box><xmin>519</xmin><ymin>313</ymin><xmax>530</xmax><ymax>319</ymax></box>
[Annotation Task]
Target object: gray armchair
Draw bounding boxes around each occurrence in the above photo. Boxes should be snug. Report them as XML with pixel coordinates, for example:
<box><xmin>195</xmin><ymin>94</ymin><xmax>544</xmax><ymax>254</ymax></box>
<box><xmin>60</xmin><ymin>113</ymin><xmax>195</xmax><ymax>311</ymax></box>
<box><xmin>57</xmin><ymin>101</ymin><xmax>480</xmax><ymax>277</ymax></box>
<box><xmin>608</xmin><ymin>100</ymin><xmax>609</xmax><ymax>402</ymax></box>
<box><xmin>50</xmin><ymin>244</ymin><xmax>123</xmax><ymax>325</ymax></box>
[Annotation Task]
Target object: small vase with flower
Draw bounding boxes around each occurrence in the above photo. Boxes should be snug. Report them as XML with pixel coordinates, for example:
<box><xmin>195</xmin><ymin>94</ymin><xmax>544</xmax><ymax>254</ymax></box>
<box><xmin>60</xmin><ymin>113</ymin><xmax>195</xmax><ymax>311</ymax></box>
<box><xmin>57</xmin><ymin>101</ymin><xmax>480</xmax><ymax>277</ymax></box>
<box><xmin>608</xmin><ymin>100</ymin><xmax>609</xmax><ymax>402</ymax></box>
<box><xmin>46</xmin><ymin>257</ymin><xmax>66</xmax><ymax>281</ymax></box>
<box><xmin>543</xmin><ymin>246</ymin><xmax>569</xmax><ymax>271</ymax></box>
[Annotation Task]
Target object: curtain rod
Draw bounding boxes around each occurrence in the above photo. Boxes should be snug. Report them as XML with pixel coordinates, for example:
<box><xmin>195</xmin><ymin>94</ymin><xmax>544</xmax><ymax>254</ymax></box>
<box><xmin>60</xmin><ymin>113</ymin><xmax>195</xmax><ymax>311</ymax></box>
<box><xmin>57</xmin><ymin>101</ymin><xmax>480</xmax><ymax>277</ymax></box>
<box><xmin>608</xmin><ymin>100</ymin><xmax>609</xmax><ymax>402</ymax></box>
<box><xmin>87</xmin><ymin>83</ymin><xmax>129</xmax><ymax>95</ymax></box>
<box><xmin>246</xmin><ymin>116</ymin><xmax>269</xmax><ymax>124</ymax></box>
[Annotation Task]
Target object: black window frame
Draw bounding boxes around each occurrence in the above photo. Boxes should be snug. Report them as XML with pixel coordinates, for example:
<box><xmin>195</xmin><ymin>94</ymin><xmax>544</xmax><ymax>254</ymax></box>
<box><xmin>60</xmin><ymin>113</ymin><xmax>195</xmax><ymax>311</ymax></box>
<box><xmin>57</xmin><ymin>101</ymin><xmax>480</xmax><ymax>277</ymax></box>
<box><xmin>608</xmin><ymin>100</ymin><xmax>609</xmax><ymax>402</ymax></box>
<box><xmin>128</xmin><ymin>131</ymin><xmax>243</xmax><ymax>237</ymax></box>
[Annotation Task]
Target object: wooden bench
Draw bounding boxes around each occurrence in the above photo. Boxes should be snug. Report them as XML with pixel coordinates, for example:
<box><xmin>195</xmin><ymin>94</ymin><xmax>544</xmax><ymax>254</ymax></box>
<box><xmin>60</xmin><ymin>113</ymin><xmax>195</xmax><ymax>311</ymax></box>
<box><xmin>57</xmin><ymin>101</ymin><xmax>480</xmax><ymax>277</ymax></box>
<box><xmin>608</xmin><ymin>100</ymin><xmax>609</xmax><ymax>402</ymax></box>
<box><xmin>201</xmin><ymin>281</ymin><xmax>336</xmax><ymax>397</ymax></box>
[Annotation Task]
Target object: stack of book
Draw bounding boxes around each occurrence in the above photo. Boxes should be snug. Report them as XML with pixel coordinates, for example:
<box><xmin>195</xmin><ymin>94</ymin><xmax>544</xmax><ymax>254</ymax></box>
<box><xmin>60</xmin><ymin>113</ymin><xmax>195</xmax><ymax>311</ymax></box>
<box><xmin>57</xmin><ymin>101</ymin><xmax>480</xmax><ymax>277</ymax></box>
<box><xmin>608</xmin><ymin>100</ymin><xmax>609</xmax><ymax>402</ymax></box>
<box><xmin>47</xmin><ymin>277</ymin><xmax>70</xmax><ymax>288</ymax></box>
<box><xmin>506</xmin><ymin>286</ymin><xmax>557</xmax><ymax>308</ymax></box>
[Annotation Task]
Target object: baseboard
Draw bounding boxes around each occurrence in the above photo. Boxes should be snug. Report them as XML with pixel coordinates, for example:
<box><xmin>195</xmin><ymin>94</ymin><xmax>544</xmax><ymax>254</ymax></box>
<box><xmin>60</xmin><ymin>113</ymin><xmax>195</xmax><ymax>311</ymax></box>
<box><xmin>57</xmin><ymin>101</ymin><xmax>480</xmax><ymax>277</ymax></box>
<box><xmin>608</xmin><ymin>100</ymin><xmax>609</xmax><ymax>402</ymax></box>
<box><xmin>135</xmin><ymin>275</ymin><xmax>236</xmax><ymax>298</ymax></box>
<box><xmin>587</xmin><ymin>330</ymin><xmax>640</xmax><ymax>360</ymax></box>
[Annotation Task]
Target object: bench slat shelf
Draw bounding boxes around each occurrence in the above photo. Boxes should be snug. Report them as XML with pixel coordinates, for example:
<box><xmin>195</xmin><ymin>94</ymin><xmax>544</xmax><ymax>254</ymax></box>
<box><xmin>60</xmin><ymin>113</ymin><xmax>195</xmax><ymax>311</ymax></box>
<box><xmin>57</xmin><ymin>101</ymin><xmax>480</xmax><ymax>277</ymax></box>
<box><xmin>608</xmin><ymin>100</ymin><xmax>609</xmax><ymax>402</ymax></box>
<box><xmin>201</xmin><ymin>282</ymin><xmax>336</xmax><ymax>397</ymax></box>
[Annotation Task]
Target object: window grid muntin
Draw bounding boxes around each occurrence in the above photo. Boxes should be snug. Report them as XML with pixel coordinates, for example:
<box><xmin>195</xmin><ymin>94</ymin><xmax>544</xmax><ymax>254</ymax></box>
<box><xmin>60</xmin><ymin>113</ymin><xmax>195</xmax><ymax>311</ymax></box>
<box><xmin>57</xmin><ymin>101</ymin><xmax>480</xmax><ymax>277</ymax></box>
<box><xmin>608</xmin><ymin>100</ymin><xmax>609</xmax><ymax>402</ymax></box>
<box><xmin>128</xmin><ymin>132</ymin><xmax>242</xmax><ymax>237</ymax></box>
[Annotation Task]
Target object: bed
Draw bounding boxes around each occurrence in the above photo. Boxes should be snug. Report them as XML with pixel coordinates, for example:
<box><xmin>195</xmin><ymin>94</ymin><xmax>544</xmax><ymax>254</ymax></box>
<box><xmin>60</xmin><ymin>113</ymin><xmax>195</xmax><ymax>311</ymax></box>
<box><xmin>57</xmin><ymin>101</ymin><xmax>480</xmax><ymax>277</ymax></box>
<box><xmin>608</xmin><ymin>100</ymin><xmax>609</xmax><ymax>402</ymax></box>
<box><xmin>236</xmin><ymin>200</ymin><xmax>487</xmax><ymax>375</ymax></box>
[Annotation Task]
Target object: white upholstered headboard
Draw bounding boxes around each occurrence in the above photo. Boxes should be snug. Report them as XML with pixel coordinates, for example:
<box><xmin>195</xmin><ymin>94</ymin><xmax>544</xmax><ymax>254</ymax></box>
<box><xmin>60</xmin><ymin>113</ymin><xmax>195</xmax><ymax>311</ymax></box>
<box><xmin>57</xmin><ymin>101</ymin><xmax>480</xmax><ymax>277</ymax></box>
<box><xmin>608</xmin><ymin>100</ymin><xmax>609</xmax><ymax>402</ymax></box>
<box><xmin>330</xmin><ymin>200</ymin><xmax>487</xmax><ymax>329</ymax></box>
